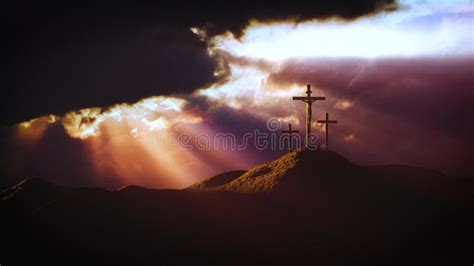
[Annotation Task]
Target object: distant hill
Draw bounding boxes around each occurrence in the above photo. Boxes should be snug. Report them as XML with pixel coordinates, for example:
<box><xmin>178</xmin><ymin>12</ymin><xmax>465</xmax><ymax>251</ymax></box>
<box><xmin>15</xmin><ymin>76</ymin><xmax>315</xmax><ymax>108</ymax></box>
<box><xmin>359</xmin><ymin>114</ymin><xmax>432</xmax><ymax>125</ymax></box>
<box><xmin>1</xmin><ymin>149</ymin><xmax>472</xmax><ymax>265</ymax></box>
<box><xmin>0</xmin><ymin>178</ymin><xmax>66</xmax><ymax>213</ymax></box>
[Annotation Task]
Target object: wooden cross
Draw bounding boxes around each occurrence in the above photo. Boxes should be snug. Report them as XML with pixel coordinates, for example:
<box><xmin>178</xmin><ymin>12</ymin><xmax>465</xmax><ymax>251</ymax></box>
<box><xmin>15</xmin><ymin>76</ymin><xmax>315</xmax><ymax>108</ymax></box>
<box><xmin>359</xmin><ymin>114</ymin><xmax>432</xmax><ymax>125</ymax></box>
<box><xmin>281</xmin><ymin>123</ymin><xmax>299</xmax><ymax>149</ymax></box>
<box><xmin>293</xmin><ymin>84</ymin><xmax>325</xmax><ymax>147</ymax></box>
<box><xmin>317</xmin><ymin>112</ymin><xmax>337</xmax><ymax>151</ymax></box>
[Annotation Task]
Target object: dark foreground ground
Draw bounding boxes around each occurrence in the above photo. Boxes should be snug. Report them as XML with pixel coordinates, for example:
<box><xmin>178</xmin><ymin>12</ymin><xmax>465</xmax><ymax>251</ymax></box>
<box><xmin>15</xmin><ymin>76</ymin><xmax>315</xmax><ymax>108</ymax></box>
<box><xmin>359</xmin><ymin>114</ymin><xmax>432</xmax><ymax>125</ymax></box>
<box><xmin>1</xmin><ymin>150</ymin><xmax>473</xmax><ymax>265</ymax></box>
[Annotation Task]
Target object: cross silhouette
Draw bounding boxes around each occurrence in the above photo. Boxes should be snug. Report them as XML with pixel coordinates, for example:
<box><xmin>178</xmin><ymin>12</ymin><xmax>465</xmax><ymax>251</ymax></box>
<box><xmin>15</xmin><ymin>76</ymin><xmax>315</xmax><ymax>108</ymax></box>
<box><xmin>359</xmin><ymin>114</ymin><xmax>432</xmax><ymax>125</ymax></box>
<box><xmin>293</xmin><ymin>84</ymin><xmax>325</xmax><ymax>147</ymax></box>
<box><xmin>281</xmin><ymin>123</ymin><xmax>299</xmax><ymax>149</ymax></box>
<box><xmin>317</xmin><ymin>112</ymin><xmax>337</xmax><ymax>151</ymax></box>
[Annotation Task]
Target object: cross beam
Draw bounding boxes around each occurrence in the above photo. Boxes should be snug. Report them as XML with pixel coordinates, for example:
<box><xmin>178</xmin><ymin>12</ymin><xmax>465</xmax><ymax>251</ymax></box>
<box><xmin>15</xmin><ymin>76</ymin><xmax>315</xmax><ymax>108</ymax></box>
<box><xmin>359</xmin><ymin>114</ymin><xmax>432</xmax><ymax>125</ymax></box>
<box><xmin>292</xmin><ymin>84</ymin><xmax>325</xmax><ymax>147</ymax></box>
<box><xmin>317</xmin><ymin>112</ymin><xmax>337</xmax><ymax>151</ymax></box>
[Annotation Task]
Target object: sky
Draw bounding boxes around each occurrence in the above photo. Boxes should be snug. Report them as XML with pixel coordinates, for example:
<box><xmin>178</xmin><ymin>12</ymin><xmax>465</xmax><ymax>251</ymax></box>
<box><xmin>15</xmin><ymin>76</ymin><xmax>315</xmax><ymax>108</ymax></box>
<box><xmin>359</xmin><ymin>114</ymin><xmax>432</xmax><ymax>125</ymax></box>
<box><xmin>1</xmin><ymin>0</ymin><xmax>473</xmax><ymax>190</ymax></box>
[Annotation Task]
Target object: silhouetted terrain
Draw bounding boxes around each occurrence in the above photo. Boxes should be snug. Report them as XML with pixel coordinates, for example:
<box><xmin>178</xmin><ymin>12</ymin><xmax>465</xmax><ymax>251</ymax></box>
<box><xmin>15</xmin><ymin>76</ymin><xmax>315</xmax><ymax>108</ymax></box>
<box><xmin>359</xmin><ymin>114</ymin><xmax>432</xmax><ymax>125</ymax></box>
<box><xmin>1</xmin><ymin>149</ymin><xmax>472</xmax><ymax>265</ymax></box>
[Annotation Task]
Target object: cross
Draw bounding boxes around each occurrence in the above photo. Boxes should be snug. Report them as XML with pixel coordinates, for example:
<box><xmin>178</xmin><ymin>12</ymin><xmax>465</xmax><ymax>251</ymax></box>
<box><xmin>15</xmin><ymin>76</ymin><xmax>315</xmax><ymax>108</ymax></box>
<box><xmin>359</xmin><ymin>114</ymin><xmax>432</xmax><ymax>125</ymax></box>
<box><xmin>293</xmin><ymin>84</ymin><xmax>325</xmax><ymax>147</ymax></box>
<box><xmin>317</xmin><ymin>112</ymin><xmax>337</xmax><ymax>151</ymax></box>
<box><xmin>281</xmin><ymin>123</ymin><xmax>299</xmax><ymax>150</ymax></box>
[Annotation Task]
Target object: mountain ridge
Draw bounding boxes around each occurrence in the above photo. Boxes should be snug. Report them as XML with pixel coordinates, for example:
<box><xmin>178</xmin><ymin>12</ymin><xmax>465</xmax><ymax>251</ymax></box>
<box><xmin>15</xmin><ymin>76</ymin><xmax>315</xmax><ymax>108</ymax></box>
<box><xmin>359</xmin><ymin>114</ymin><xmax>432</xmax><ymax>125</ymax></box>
<box><xmin>1</xmin><ymin>149</ymin><xmax>472</xmax><ymax>265</ymax></box>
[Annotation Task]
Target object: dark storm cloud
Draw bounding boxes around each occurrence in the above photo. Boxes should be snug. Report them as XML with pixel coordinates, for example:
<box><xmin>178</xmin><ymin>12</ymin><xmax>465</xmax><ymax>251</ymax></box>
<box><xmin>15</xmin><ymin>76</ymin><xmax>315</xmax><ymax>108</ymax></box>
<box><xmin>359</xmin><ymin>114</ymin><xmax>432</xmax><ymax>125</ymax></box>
<box><xmin>2</xmin><ymin>0</ymin><xmax>396</xmax><ymax>123</ymax></box>
<box><xmin>3</xmin><ymin>26</ymin><xmax>218</xmax><ymax>124</ymax></box>
<box><xmin>191</xmin><ymin>0</ymin><xmax>397</xmax><ymax>38</ymax></box>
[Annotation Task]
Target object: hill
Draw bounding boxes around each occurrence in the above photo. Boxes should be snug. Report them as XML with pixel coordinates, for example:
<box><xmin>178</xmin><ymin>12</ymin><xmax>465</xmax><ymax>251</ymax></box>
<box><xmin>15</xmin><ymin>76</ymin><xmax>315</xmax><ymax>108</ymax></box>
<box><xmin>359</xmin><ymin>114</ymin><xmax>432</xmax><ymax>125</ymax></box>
<box><xmin>190</xmin><ymin>149</ymin><xmax>365</xmax><ymax>193</ymax></box>
<box><xmin>1</xmin><ymin>149</ymin><xmax>472</xmax><ymax>265</ymax></box>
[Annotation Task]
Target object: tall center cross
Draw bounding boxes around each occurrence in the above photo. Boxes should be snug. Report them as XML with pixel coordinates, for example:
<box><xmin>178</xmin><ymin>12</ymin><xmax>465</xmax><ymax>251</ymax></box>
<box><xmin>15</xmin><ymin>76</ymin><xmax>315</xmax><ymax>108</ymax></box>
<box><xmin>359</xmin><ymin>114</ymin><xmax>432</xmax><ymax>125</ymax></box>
<box><xmin>317</xmin><ymin>112</ymin><xmax>337</xmax><ymax>150</ymax></box>
<box><xmin>293</xmin><ymin>84</ymin><xmax>325</xmax><ymax>147</ymax></box>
